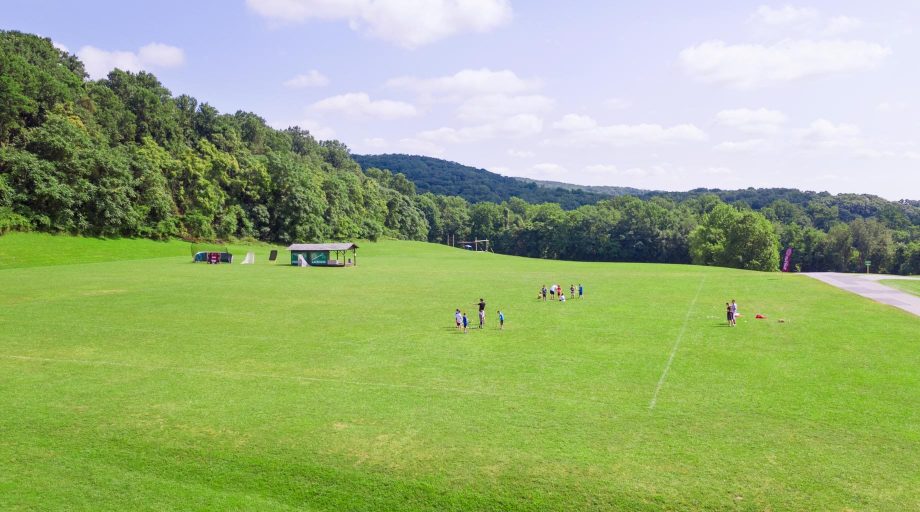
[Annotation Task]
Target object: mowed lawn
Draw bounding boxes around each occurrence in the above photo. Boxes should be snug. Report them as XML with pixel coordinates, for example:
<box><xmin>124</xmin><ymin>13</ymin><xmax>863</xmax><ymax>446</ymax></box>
<box><xmin>880</xmin><ymin>279</ymin><xmax>920</xmax><ymax>297</ymax></box>
<box><xmin>0</xmin><ymin>234</ymin><xmax>918</xmax><ymax>511</ymax></box>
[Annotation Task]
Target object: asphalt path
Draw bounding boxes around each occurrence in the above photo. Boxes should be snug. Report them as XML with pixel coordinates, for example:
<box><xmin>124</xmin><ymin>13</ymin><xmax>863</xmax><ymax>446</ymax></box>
<box><xmin>803</xmin><ymin>273</ymin><xmax>920</xmax><ymax>318</ymax></box>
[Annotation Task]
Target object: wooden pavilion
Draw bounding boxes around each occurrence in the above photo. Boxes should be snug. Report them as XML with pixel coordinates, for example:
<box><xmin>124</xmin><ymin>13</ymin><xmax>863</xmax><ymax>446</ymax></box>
<box><xmin>286</xmin><ymin>243</ymin><xmax>358</xmax><ymax>267</ymax></box>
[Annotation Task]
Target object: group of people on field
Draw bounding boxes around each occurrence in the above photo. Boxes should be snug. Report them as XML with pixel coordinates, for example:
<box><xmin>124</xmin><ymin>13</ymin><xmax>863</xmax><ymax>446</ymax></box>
<box><xmin>455</xmin><ymin>298</ymin><xmax>503</xmax><ymax>333</ymax></box>
<box><xmin>540</xmin><ymin>283</ymin><xmax>582</xmax><ymax>302</ymax></box>
<box><xmin>452</xmin><ymin>283</ymin><xmax>586</xmax><ymax>333</ymax></box>
<box><xmin>726</xmin><ymin>299</ymin><xmax>739</xmax><ymax>326</ymax></box>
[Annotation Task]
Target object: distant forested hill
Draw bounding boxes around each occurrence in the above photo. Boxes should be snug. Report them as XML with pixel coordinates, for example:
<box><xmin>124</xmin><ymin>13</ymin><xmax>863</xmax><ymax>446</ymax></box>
<box><xmin>357</xmin><ymin>154</ymin><xmax>919</xmax><ymax>227</ymax></box>
<box><xmin>352</xmin><ymin>154</ymin><xmax>609</xmax><ymax>209</ymax></box>
<box><xmin>515</xmin><ymin>177</ymin><xmax>654</xmax><ymax>198</ymax></box>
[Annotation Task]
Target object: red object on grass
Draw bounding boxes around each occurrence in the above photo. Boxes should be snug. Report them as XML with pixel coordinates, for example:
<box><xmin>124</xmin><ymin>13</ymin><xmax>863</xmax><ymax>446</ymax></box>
<box><xmin>755</xmin><ymin>314</ymin><xmax>766</xmax><ymax>319</ymax></box>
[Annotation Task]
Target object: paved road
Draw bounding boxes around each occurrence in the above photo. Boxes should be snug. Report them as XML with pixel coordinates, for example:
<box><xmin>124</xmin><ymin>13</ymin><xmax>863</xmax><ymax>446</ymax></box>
<box><xmin>803</xmin><ymin>273</ymin><xmax>920</xmax><ymax>318</ymax></box>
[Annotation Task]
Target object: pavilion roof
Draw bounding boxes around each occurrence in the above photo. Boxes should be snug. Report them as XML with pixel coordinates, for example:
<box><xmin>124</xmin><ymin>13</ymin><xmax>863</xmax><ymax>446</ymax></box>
<box><xmin>286</xmin><ymin>243</ymin><xmax>358</xmax><ymax>251</ymax></box>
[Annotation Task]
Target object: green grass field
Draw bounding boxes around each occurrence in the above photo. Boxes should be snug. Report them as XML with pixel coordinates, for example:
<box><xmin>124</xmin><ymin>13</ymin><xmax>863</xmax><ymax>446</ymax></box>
<box><xmin>1</xmin><ymin>233</ymin><xmax>918</xmax><ymax>511</ymax></box>
<box><xmin>879</xmin><ymin>279</ymin><xmax>920</xmax><ymax>297</ymax></box>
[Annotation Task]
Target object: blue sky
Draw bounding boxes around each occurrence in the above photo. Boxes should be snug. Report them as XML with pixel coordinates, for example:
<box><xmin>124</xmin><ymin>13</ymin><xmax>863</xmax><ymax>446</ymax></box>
<box><xmin>3</xmin><ymin>0</ymin><xmax>918</xmax><ymax>199</ymax></box>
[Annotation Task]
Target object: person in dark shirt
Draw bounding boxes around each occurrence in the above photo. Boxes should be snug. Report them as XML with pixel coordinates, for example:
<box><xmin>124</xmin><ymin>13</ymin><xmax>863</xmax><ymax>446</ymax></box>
<box><xmin>477</xmin><ymin>298</ymin><xmax>486</xmax><ymax>328</ymax></box>
<box><xmin>541</xmin><ymin>285</ymin><xmax>547</xmax><ymax>301</ymax></box>
<box><xmin>726</xmin><ymin>302</ymin><xmax>734</xmax><ymax>327</ymax></box>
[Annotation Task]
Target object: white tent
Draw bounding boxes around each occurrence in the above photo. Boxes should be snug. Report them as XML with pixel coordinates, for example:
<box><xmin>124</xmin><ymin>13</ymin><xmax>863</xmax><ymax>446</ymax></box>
<box><xmin>241</xmin><ymin>252</ymin><xmax>255</xmax><ymax>264</ymax></box>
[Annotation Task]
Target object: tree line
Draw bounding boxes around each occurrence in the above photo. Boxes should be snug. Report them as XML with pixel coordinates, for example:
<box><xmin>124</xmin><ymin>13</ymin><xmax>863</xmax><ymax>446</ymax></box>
<box><xmin>406</xmin><ymin>192</ymin><xmax>918</xmax><ymax>274</ymax></box>
<box><xmin>1</xmin><ymin>31</ymin><xmax>918</xmax><ymax>274</ymax></box>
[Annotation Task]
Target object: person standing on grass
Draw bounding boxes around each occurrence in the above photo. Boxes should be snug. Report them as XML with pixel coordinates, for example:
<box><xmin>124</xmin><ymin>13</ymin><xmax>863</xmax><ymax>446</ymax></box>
<box><xmin>570</xmin><ymin>284</ymin><xmax>575</xmax><ymax>299</ymax></box>
<box><xmin>578</xmin><ymin>283</ymin><xmax>583</xmax><ymax>299</ymax></box>
<box><xmin>498</xmin><ymin>310</ymin><xmax>504</xmax><ymax>330</ymax></box>
<box><xmin>541</xmin><ymin>285</ymin><xmax>547</xmax><ymax>301</ymax></box>
<box><xmin>455</xmin><ymin>309</ymin><xmax>463</xmax><ymax>331</ymax></box>
<box><xmin>731</xmin><ymin>299</ymin><xmax>739</xmax><ymax>320</ymax></box>
<box><xmin>549</xmin><ymin>285</ymin><xmax>555</xmax><ymax>301</ymax></box>
<box><xmin>462</xmin><ymin>312</ymin><xmax>469</xmax><ymax>333</ymax></box>
<box><xmin>477</xmin><ymin>298</ymin><xmax>486</xmax><ymax>328</ymax></box>
<box><xmin>726</xmin><ymin>302</ymin><xmax>734</xmax><ymax>327</ymax></box>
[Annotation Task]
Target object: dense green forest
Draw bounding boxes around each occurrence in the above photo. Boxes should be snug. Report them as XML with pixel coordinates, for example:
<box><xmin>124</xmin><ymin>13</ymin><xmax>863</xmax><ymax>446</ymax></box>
<box><xmin>1</xmin><ymin>30</ymin><xmax>918</xmax><ymax>274</ymax></box>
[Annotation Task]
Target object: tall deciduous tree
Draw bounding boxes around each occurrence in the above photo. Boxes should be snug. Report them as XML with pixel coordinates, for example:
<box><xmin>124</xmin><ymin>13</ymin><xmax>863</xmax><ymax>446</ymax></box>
<box><xmin>690</xmin><ymin>204</ymin><xmax>779</xmax><ymax>271</ymax></box>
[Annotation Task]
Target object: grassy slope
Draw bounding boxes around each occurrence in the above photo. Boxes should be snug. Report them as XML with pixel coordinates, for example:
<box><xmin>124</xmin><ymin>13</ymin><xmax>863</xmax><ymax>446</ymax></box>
<box><xmin>0</xmin><ymin>232</ymin><xmax>279</xmax><ymax>270</ymax></box>
<box><xmin>879</xmin><ymin>279</ymin><xmax>920</xmax><ymax>297</ymax></box>
<box><xmin>0</xmin><ymin>232</ymin><xmax>190</xmax><ymax>269</ymax></box>
<box><xmin>0</xmin><ymin>234</ymin><xmax>917</xmax><ymax>511</ymax></box>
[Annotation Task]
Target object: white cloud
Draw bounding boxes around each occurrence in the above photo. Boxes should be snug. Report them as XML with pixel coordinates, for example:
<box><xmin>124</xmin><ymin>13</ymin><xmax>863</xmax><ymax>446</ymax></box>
<box><xmin>531</xmin><ymin>162</ymin><xmax>569</xmax><ymax>179</ymax></box>
<box><xmin>456</xmin><ymin>94</ymin><xmax>553</xmax><ymax>122</ymax></box>
<box><xmin>750</xmin><ymin>5</ymin><xmax>818</xmax><ymax>26</ymax></box>
<box><xmin>855</xmin><ymin>149</ymin><xmax>920</xmax><ymax>161</ymax></box>
<box><xmin>823</xmin><ymin>15</ymin><xmax>863</xmax><ymax>36</ymax></box>
<box><xmin>362</xmin><ymin>137</ymin><xmax>388</xmax><ymax>149</ymax></box>
<box><xmin>797</xmin><ymin>118</ymin><xmax>861</xmax><ymax>149</ymax></box>
<box><xmin>283</xmin><ymin>70</ymin><xmax>329</xmax><ymax>88</ymax></box>
<box><xmin>246</xmin><ymin>0</ymin><xmax>512</xmax><ymax>49</ymax></box>
<box><xmin>507</xmin><ymin>148</ymin><xmax>535</xmax><ymax>158</ymax></box>
<box><xmin>311</xmin><ymin>92</ymin><xmax>418</xmax><ymax>119</ymax></box>
<box><xmin>714</xmin><ymin>139</ymin><xmax>770</xmax><ymax>152</ymax></box>
<box><xmin>601</xmin><ymin>166</ymin><xmax>675</xmax><ymax>180</ymax></box>
<box><xmin>584</xmin><ymin>164</ymin><xmax>619</xmax><ymax>173</ymax></box>
<box><xmin>703</xmin><ymin>166</ymin><xmax>734</xmax><ymax>175</ymax></box>
<box><xmin>751</xmin><ymin>5</ymin><xmax>863</xmax><ymax>36</ymax></box>
<box><xmin>387</xmin><ymin>68</ymin><xmax>540</xmax><ymax>99</ymax></box>
<box><xmin>715</xmin><ymin>108</ymin><xmax>787</xmax><ymax>133</ymax></box>
<box><xmin>580</xmin><ymin>164</ymin><xmax>623</xmax><ymax>181</ymax></box>
<box><xmin>419</xmin><ymin>114</ymin><xmax>544</xmax><ymax>143</ymax></box>
<box><xmin>603</xmin><ymin>97</ymin><xmax>631</xmax><ymax>110</ymax></box>
<box><xmin>77</xmin><ymin>43</ymin><xmax>186</xmax><ymax>79</ymax></box>
<box><xmin>396</xmin><ymin>137</ymin><xmax>446</xmax><ymax>156</ymax></box>
<box><xmin>551</xmin><ymin>115</ymin><xmax>707</xmax><ymax>147</ymax></box>
<box><xmin>854</xmin><ymin>148</ymin><xmax>895</xmax><ymax>159</ymax></box>
<box><xmin>137</xmin><ymin>43</ymin><xmax>185</xmax><ymax>67</ymax></box>
<box><xmin>877</xmin><ymin>101</ymin><xmax>909</xmax><ymax>112</ymax></box>
<box><xmin>354</xmin><ymin>136</ymin><xmax>445</xmax><ymax>156</ymax></box>
<box><xmin>52</xmin><ymin>41</ymin><xmax>69</xmax><ymax>53</ymax></box>
<box><xmin>553</xmin><ymin>114</ymin><xmax>598</xmax><ymax>131</ymax></box>
<box><xmin>680</xmin><ymin>39</ymin><xmax>890</xmax><ymax>89</ymax></box>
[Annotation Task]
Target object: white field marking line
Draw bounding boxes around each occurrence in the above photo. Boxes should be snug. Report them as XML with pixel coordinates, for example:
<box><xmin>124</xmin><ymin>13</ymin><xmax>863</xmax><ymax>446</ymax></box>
<box><xmin>648</xmin><ymin>274</ymin><xmax>706</xmax><ymax>410</ymax></box>
<box><xmin>0</xmin><ymin>354</ymin><xmax>617</xmax><ymax>408</ymax></box>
